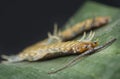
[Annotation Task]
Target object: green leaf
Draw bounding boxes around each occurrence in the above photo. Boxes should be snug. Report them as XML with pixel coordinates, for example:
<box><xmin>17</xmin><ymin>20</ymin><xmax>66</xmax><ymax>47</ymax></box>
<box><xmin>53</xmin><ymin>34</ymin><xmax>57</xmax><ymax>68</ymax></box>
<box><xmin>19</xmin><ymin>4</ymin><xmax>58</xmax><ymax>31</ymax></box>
<box><xmin>0</xmin><ymin>1</ymin><xmax>120</xmax><ymax>79</ymax></box>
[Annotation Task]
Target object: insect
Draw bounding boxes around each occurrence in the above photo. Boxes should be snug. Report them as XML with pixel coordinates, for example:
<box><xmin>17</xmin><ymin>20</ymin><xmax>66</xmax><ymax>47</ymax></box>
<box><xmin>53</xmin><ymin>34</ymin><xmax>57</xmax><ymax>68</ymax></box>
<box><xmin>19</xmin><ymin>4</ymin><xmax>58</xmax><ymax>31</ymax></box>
<box><xmin>60</xmin><ymin>16</ymin><xmax>110</xmax><ymax>41</ymax></box>
<box><xmin>1</xmin><ymin>16</ymin><xmax>111</xmax><ymax>63</ymax></box>
<box><xmin>25</xmin><ymin>16</ymin><xmax>110</xmax><ymax>47</ymax></box>
<box><xmin>48</xmin><ymin>38</ymin><xmax>116</xmax><ymax>74</ymax></box>
<box><xmin>1</xmin><ymin>16</ymin><xmax>116</xmax><ymax>73</ymax></box>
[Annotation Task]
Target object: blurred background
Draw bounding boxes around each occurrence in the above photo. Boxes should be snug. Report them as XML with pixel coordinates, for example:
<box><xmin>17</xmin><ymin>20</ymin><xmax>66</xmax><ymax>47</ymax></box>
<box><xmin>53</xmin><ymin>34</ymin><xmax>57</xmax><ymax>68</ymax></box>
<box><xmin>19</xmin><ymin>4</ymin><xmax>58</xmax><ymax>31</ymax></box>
<box><xmin>0</xmin><ymin>0</ymin><xmax>120</xmax><ymax>60</ymax></box>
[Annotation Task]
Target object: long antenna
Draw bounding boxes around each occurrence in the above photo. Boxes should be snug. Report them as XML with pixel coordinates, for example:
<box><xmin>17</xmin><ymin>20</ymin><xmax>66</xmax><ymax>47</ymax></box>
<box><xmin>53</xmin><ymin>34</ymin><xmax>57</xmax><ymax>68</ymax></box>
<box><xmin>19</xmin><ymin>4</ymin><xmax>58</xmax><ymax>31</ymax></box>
<box><xmin>48</xmin><ymin>38</ymin><xmax>116</xmax><ymax>74</ymax></box>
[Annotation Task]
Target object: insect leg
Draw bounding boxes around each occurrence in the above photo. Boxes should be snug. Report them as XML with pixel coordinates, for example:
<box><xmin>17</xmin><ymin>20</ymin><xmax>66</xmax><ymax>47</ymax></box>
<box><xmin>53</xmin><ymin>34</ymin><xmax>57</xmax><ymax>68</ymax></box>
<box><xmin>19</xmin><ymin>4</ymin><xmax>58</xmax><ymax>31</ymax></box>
<box><xmin>78</xmin><ymin>32</ymin><xmax>86</xmax><ymax>42</ymax></box>
<box><xmin>47</xmin><ymin>23</ymin><xmax>62</xmax><ymax>44</ymax></box>
<box><xmin>86</xmin><ymin>31</ymin><xmax>93</xmax><ymax>40</ymax></box>
<box><xmin>88</xmin><ymin>31</ymin><xmax>95</xmax><ymax>41</ymax></box>
<box><xmin>48</xmin><ymin>38</ymin><xmax>116</xmax><ymax>74</ymax></box>
<box><xmin>78</xmin><ymin>31</ymin><xmax>95</xmax><ymax>42</ymax></box>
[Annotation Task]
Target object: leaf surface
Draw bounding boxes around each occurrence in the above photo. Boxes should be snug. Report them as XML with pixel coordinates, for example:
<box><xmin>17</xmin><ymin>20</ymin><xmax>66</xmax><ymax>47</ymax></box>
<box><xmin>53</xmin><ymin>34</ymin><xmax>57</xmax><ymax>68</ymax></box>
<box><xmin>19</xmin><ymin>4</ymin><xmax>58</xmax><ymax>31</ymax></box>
<box><xmin>0</xmin><ymin>1</ymin><xmax>120</xmax><ymax>79</ymax></box>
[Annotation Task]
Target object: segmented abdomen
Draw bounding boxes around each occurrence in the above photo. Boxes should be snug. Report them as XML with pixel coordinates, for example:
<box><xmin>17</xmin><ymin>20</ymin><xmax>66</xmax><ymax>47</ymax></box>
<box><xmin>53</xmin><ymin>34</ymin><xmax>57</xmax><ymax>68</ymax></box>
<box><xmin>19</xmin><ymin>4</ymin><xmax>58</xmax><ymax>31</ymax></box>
<box><xmin>61</xmin><ymin>16</ymin><xmax>110</xmax><ymax>40</ymax></box>
<box><xmin>19</xmin><ymin>41</ymin><xmax>83</xmax><ymax>61</ymax></box>
<box><xmin>42</xmin><ymin>41</ymin><xmax>79</xmax><ymax>53</ymax></box>
<box><xmin>1</xmin><ymin>16</ymin><xmax>110</xmax><ymax>63</ymax></box>
<box><xmin>23</xmin><ymin>16</ymin><xmax>109</xmax><ymax>49</ymax></box>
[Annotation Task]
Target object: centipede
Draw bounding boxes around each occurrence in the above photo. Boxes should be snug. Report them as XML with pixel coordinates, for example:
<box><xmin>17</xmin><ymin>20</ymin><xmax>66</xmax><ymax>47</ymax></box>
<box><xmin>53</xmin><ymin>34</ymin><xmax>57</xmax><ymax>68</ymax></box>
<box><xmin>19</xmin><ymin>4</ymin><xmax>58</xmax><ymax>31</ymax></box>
<box><xmin>1</xmin><ymin>16</ymin><xmax>116</xmax><ymax>73</ymax></box>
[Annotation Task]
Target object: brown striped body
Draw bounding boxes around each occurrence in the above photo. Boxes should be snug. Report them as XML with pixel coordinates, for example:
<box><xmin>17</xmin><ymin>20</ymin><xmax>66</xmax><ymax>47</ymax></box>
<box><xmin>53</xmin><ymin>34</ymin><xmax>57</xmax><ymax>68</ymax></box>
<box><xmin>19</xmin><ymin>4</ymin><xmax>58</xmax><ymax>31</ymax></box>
<box><xmin>60</xmin><ymin>16</ymin><xmax>110</xmax><ymax>40</ymax></box>
<box><xmin>19</xmin><ymin>41</ymin><xmax>98</xmax><ymax>61</ymax></box>
<box><xmin>25</xmin><ymin>16</ymin><xmax>110</xmax><ymax>47</ymax></box>
<box><xmin>1</xmin><ymin>16</ymin><xmax>109</xmax><ymax>63</ymax></box>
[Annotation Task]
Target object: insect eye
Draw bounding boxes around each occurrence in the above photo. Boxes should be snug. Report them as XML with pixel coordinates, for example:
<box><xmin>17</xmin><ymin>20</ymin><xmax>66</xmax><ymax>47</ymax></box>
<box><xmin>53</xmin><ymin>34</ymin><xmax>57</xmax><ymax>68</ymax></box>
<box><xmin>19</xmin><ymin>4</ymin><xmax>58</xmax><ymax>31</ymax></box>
<box><xmin>94</xmin><ymin>41</ymin><xmax>97</xmax><ymax>44</ymax></box>
<box><xmin>84</xmin><ymin>45</ymin><xmax>88</xmax><ymax>49</ymax></box>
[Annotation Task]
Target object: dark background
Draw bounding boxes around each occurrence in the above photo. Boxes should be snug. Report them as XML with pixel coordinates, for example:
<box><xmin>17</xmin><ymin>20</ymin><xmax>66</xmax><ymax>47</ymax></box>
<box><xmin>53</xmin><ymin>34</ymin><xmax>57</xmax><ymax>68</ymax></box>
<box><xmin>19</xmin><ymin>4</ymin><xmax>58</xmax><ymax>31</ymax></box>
<box><xmin>0</xmin><ymin>0</ymin><xmax>120</xmax><ymax>60</ymax></box>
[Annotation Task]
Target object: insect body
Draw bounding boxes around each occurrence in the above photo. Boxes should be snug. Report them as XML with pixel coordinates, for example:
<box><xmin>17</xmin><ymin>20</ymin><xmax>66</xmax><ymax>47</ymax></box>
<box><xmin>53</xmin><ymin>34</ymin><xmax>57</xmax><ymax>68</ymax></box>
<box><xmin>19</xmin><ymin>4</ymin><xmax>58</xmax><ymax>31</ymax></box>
<box><xmin>27</xmin><ymin>16</ymin><xmax>110</xmax><ymax>46</ymax></box>
<box><xmin>48</xmin><ymin>38</ymin><xmax>116</xmax><ymax>74</ymax></box>
<box><xmin>1</xmin><ymin>16</ymin><xmax>116</xmax><ymax>74</ymax></box>
<box><xmin>60</xmin><ymin>16</ymin><xmax>110</xmax><ymax>40</ymax></box>
<box><xmin>1</xmin><ymin>16</ymin><xmax>109</xmax><ymax>63</ymax></box>
<box><xmin>2</xmin><ymin>32</ymin><xmax>98</xmax><ymax>62</ymax></box>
